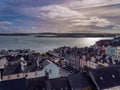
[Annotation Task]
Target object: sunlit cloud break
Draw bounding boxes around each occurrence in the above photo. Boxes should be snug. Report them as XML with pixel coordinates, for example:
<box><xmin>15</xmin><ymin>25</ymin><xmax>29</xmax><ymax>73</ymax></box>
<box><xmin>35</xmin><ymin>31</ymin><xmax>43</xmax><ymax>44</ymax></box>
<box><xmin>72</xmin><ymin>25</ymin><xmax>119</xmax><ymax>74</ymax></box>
<box><xmin>0</xmin><ymin>0</ymin><xmax>120</xmax><ymax>33</ymax></box>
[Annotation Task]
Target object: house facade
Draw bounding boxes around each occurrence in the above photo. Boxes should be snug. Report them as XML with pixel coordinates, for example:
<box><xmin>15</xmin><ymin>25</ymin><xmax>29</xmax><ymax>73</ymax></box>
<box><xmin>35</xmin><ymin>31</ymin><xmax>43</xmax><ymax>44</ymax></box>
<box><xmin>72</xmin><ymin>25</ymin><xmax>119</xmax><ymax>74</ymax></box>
<box><xmin>106</xmin><ymin>46</ymin><xmax>116</xmax><ymax>58</ymax></box>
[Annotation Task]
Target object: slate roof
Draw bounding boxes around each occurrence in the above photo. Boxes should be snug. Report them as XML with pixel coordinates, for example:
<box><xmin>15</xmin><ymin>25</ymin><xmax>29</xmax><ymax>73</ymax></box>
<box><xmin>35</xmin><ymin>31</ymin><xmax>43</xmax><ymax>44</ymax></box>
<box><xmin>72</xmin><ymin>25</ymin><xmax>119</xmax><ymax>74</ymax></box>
<box><xmin>26</xmin><ymin>65</ymin><xmax>35</xmax><ymax>72</ymax></box>
<box><xmin>39</xmin><ymin>60</ymin><xmax>51</xmax><ymax>67</ymax></box>
<box><xmin>3</xmin><ymin>63</ymin><xmax>21</xmax><ymax>76</ymax></box>
<box><xmin>89</xmin><ymin>65</ymin><xmax>120</xmax><ymax>90</ymax></box>
<box><xmin>0</xmin><ymin>78</ymin><xmax>26</xmax><ymax>90</ymax></box>
<box><xmin>23</xmin><ymin>55</ymin><xmax>29</xmax><ymax>61</ymax></box>
<box><xmin>68</xmin><ymin>72</ymin><xmax>93</xmax><ymax>89</ymax></box>
<box><xmin>5</xmin><ymin>55</ymin><xmax>21</xmax><ymax>61</ymax></box>
<box><xmin>46</xmin><ymin>77</ymin><xmax>71</xmax><ymax>90</ymax></box>
<box><xmin>26</xmin><ymin>77</ymin><xmax>46</xmax><ymax>90</ymax></box>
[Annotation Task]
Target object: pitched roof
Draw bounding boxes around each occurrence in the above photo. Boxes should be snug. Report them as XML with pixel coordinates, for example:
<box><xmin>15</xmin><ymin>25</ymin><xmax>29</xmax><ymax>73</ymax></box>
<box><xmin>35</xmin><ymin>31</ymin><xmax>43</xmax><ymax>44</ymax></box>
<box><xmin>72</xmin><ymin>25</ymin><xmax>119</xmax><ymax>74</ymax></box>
<box><xmin>89</xmin><ymin>65</ymin><xmax>120</xmax><ymax>90</ymax></box>
<box><xmin>39</xmin><ymin>60</ymin><xmax>51</xmax><ymax>68</ymax></box>
<box><xmin>46</xmin><ymin>77</ymin><xmax>71</xmax><ymax>90</ymax></box>
<box><xmin>3</xmin><ymin>63</ymin><xmax>21</xmax><ymax>76</ymax></box>
<box><xmin>0</xmin><ymin>78</ymin><xmax>26</xmax><ymax>90</ymax></box>
<box><xmin>5</xmin><ymin>55</ymin><xmax>21</xmax><ymax>61</ymax></box>
<box><xmin>26</xmin><ymin>77</ymin><xmax>46</xmax><ymax>90</ymax></box>
<box><xmin>26</xmin><ymin>65</ymin><xmax>35</xmax><ymax>72</ymax></box>
<box><xmin>68</xmin><ymin>72</ymin><xmax>93</xmax><ymax>89</ymax></box>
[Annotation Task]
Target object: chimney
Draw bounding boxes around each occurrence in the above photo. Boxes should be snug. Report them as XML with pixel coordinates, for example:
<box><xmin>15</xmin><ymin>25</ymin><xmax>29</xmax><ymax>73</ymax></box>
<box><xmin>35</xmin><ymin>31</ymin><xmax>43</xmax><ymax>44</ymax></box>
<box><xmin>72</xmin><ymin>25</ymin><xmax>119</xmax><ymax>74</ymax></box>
<box><xmin>45</xmin><ymin>70</ymin><xmax>49</xmax><ymax>80</ymax></box>
<box><xmin>20</xmin><ymin>57</ymin><xmax>27</xmax><ymax>72</ymax></box>
<box><xmin>36</xmin><ymin>55</ymin><xmax>41</xmax><ymax>67</ymax></box>
<box><xmin>36</xmin><ymin>60</ymin><xmax>40</xmax><ymax>67</ymax></box>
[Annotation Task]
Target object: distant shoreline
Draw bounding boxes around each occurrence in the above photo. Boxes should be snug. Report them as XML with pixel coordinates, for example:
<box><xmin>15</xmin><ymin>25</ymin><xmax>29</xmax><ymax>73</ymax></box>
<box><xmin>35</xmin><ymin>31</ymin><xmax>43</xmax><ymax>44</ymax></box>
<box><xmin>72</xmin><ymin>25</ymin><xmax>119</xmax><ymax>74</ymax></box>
<box><xmin>0</xmin><ymin>33</ymin><xmax>119</xmax><ymax>37</ymax></box>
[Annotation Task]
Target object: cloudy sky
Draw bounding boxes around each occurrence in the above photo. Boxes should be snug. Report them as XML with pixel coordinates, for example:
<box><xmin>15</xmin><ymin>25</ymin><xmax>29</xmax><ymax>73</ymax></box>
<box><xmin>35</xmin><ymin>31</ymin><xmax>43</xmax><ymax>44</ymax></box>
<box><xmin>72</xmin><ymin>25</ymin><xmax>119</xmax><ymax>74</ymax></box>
<box><xmin>0</xmin><ymin>0</ymin><xmax>120</xmax><ymax>33</ymax></box>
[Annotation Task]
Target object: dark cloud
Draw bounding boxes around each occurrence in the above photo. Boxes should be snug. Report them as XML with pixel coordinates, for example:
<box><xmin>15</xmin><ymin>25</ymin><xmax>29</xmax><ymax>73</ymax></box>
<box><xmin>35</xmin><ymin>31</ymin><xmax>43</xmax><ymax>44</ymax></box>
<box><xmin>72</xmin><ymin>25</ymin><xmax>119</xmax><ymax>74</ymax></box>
<box><xmin>3</xmin><ymin>0</ymin><xmax>67</xmax><ymax>7</ymax></box>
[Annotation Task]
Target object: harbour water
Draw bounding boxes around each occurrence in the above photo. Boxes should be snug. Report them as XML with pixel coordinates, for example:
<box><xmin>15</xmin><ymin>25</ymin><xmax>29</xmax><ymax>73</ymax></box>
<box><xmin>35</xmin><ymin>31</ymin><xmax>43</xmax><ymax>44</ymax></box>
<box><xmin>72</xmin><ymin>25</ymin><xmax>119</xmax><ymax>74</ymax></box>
<box><xmin>0</xmin><ymin>36</ymin><xmax>112</xmax><ymax>53</ymax></box>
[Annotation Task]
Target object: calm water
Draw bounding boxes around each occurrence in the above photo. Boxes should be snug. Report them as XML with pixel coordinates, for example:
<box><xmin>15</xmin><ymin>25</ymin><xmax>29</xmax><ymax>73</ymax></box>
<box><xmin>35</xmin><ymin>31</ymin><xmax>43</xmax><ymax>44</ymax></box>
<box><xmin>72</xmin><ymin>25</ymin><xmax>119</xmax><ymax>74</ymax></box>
<box><xmin>0</xmin><ymin>36</ymin><xmax>112</xmax><ymax>53</ymax></box>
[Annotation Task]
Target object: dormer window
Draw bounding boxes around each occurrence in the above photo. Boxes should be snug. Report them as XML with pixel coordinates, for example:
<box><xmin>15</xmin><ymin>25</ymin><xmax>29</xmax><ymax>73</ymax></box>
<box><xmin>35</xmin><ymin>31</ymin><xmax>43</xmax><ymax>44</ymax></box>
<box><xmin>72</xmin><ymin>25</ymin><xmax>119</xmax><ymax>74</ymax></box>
<box><xmin>100</xmin><ymin>76</ymin><xmax>103</xmax><ymax>80</ymax></box>
<box><xmin>17</xmin><ymin>74</ymin><xmax>19</xmax><ymax>77</ymax></box>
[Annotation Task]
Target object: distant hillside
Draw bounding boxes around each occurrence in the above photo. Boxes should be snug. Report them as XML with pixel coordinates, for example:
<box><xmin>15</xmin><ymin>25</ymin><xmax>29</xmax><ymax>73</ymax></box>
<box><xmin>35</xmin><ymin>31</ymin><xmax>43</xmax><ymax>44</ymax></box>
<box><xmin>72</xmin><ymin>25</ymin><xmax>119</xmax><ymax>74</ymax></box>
<box><xmin>0</xmin><ymin>33</ymin><xmax>120</xmax><ymax>37</ymax></box>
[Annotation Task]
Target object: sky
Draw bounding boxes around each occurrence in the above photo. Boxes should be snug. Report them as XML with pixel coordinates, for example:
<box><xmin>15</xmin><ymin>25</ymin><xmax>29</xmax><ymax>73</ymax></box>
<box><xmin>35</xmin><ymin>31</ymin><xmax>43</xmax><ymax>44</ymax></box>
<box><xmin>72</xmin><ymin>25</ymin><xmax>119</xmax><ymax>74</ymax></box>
<box><xmin>0</xmin><ymin>0</ymin><xmax>120</xmax><ymax>33</ymax></box>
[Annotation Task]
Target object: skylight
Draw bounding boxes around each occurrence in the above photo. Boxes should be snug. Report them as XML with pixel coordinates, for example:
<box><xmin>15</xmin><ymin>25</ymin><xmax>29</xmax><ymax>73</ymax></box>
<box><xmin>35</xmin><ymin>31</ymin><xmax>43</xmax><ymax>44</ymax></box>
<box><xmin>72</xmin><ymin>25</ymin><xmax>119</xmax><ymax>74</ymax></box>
<box><xmin>100</xmin><ymin>76</ymin><xmax>103</xmax><ymax>80</ymax></box>
<box><xmin>112</xmin><ymin>74</ymin><xmax>115</xmax><ymax>78</ymax></box>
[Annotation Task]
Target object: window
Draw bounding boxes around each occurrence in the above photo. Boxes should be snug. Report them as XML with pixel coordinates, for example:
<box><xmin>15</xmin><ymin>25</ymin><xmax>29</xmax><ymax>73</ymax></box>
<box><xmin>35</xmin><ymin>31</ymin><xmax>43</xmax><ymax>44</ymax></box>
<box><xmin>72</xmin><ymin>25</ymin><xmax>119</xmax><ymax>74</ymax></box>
<box><xmin>35</xmin><ymin>72</ymin><xmax>38</xmax><ymax>76</ymax></box>
<box><xmin>17</xmin><ymin>74</ymin><xmax>19</xmax><ymax>77</ymax></box>
<box><xmin>49</xmin><ymin>69</ymin><xmax>52</xmax><ymax>74</ymax></box>
<box><xmin>25</xmin><ymin>74</ymin><xmax>28</xmax><ymax>77</ymax></box>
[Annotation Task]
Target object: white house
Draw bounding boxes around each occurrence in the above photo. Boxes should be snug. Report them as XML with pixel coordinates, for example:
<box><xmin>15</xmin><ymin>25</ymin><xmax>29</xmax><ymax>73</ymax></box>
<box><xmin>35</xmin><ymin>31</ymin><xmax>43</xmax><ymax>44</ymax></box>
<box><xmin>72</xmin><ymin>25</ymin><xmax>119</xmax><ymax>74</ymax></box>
<box><xmin>40</xmin><ymin>60</ymin><xmax>59</xmax><ymax>79</ymax></box>
<box><xmin>24</xmin><ymin>60</ymin><xmax>60</xmax><ymax>79</ymax></box>
<box><xmin>0</xmin><ymin>57</ymin><xmax>8</xmax><ymax>69</ymax></box>
<box><xmin>2</xmin><ymin>59</ymin><xmax>59</xmax><ymax>81</ymax></box>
